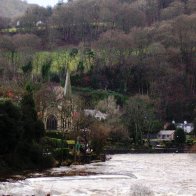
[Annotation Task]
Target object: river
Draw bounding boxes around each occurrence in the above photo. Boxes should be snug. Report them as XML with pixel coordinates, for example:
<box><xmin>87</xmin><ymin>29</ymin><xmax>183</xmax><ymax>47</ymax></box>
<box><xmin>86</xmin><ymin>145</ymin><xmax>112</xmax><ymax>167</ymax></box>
<box><xmin>0</xmin><ymin>154</ymin><xmax>196</xmax><ymax>196</ymax></box>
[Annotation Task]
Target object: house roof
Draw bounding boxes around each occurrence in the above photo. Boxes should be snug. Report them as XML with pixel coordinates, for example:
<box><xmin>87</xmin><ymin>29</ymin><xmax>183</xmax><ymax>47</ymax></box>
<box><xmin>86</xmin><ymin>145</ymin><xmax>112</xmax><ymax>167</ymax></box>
<box><xmin>84</xmin><ymin>109</ymin><xmax>107</xmax><ymax>120</ymax></box>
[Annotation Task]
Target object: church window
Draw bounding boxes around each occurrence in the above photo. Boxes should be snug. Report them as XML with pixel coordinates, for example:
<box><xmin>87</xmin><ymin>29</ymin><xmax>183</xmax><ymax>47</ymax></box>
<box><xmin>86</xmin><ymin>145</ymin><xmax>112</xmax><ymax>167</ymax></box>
<box><xmin>47</xmin><ymin>115</ymin><xmax>57</xmax><ymax>130</ymax></box>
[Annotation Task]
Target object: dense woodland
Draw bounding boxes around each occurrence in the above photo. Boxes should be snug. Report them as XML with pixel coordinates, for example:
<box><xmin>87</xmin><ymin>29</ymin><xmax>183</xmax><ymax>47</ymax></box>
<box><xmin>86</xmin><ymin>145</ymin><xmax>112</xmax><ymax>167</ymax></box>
<box><xmin>0</xmin><ymin>0</ymin><xmax>196</xmax><ymax>165</ymax></box>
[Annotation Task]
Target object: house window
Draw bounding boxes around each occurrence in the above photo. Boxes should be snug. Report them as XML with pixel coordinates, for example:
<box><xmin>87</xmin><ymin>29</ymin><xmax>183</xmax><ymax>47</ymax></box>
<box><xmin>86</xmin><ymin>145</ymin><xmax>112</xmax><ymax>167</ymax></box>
<box><xmin>47</xmin><ymin>115</ymin><xmax>57</xmax><ymax>130</ymax></box>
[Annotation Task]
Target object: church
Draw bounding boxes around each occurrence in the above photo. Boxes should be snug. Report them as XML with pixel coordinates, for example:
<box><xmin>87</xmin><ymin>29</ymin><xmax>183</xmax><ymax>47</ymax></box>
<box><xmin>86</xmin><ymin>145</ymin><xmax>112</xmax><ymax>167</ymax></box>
<box><xmin>41</xmin><ymin>71</ymin><xmax>74</xmax><ymax>132</ymax></box>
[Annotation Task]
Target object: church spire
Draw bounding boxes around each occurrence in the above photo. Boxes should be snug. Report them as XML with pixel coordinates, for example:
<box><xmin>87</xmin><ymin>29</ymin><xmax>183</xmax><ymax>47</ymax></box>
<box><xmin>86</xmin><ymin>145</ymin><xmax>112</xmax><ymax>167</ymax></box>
<box><xmin>64</xmin><ymin>70</ymin><xmax>72</xmax><ymax>99</ymax></box>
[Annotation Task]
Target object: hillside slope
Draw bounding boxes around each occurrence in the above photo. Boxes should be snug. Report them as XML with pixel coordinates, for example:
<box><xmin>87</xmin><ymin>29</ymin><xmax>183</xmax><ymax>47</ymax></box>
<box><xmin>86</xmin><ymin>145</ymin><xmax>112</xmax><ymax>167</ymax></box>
<box><xmin>0</xmin><ymin>0</ymin><xmax>34</xmax><ymax>18</ymax></box>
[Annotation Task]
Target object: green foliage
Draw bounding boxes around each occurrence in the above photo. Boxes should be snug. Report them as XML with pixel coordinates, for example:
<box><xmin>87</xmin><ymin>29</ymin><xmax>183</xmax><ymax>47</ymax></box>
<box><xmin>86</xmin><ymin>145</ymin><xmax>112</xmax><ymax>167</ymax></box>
<box><xmin>46</xmin><ymin>131</ymin><xmax>65</xmax><ymax>139</ymax></box>
<box><xmin>0</xmin><ymin>0</ymin><xmax>196</xmax><ymax>160</ymax></box>
<box><xmin>73</xmin><ymin>87</ymin><xmax>127</xmax><ymax>106</ymax></box>
<box><xmin>152</xmin><ymin>120</ymin><xmax>163</xmax><ymax>133</ymax></box>
<box><xmin>108</xmin><ymin>130</ymin><xmax>131</xmax><ymax>145</ymax></box>
<box><xmin>31</xmin><ymin>49</ymin><xmax>95</xmax><ymax>78</ymax></box>
<box><xmin>91</xmin><ymin>138</ymin><xmax>104</xmax><ymax>156</ymax></box>
<box><xmin>0</xmin><ymin>100</ymin><xmax>23</xmax><ymax>154</ymax></box>
<box><xmin>41</xmin><ymin>59</ymin><xmax>51</xmax><ymax>81</ymax></box>
<box><xmin>0</xmin><ymin>96</ymin><xmax>53</xmax><ymax>171</ymax></box>
<box><xmin>41</xmin><ymin>154</ymin><xmax>55</xmax><ymax>168</ymax></box>
<box><xmin>3</xmin><ymin>0</ymin><xmax>195</xmax><ymax>168</ymax></box>
<box><xmin>22</xmin><ymin>60</ymin><xmax>33</xmax><ymax>74</ymax></box>
<box><xmin>69</xmin><ymin>48</ymin><xmax>78</xmax><ymax>57</ymax></box>
<box><xmin>193</xmin><ymin>118</ymin><xmax>196</xmax><ymax>136</ymax></box>
<box><xmin>77</xmin><ymin>61</ymin><xmax>85</xmax><ymax>73</ymax></box>
<box><xmin>29</xmin><ymin>143</ymin><xmax>44</xmax><ymax>165</ymax></box>
<box><xmin>45</xmin><ymin>137</ymin><xmax>67</xmax><ymax>148</ymax></box>
<box><xmin>50</xmin><ymin>73</ymin><xmax>60</xmax><ymax>83</ymax></box>
<box><xmin>52</xmin><ymin>148</ymin><xmax>69</xmax><ymax>160</ymax></box>
<box><xmin>21</xmin><ymin>93</ymin><xmax>36</xmax><ymax>121</ymax></box>
<box><xmin>123</xmin><ymin>95</ymin><xmax>158</xmax><ymax>145</ymax></box>
<box><xmin>186</xmin><ymin>138</ymin><xmax>193</xmax><ymax>145</ymax></box>
<box><xmin>34</xmin><ymin>120</ymin><xmax>45</xmax><ymax>141</ymax></box>
<box><xmin>42</xmin><ymin>136</ymin><xmax>69</xmax><ymax>161</ymax></box>
<box><xmin>174</xmin><ymin>128</ymin><xmax>186</xmax><ymax>145</ymax></box>
<box><xmin>21</xmin><ymin>93</ymin><xmax>45</xmax><ymax>142</ymax></box>
<box><xmin>16</xmin><ymin>141</ymin><xmax>54</xmax><ymax>169</ymax></box>
<box><xmin>32</xmin><ymin>52</ymin><xmax>51</xmax><ymax>75</ymax></box>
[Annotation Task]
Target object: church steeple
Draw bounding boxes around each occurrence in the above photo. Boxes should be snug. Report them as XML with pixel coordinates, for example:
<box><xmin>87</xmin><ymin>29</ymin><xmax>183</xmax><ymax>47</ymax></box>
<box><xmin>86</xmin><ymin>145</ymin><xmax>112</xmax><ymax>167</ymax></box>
<box><xmin>64</xmin><ymin>70</ymin><xmax>72</xmax><ymax>99</ymax></box>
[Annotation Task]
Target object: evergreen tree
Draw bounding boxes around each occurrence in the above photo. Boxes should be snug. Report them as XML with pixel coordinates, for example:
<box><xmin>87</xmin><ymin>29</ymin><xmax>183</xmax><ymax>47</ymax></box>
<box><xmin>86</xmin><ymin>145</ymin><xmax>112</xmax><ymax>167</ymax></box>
<box><xmin>0</xmin><ymin>101</ymin><xmax>23</xmax><ymax>155</ymax></box>
<box><xmin>16</xmin><ymin>92</ymin><xmax>46</xmax><ymax>168</ymax></box>
<box><xmin>174</xmin><ymin>128</ymin><xmax>186</xmax><ymax>145</ymax></box>
<box><xmin>20</xmin><ymin>92</ymin><xmax>45</xmax><ymax>142</ymax></box>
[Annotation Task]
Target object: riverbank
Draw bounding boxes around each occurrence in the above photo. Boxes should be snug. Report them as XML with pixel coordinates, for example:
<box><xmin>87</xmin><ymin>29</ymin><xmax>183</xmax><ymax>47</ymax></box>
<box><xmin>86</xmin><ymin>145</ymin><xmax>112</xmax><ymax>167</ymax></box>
<box><xmin>1</xmin><ymin>146</ymin><xmax>195</xmax><ymax>182</ymax></box>
<box><xmin>0</xmin><ymin>156</ymin><xmax>107</xmax><ymax>182</ymax></box>
<box><xmin>189</xmin><ymin>144</ymin><xmax>196</xmax><ymax>153</ymax></box>
<box><xmin>0</xmin><ymin>167</ymin><xmax>99</xmax><ymax>183</ymax></box>
<box><xmin>104</xmin><ymin>144</ymin><xmax>196</xmax><ymax>154</ymax></box>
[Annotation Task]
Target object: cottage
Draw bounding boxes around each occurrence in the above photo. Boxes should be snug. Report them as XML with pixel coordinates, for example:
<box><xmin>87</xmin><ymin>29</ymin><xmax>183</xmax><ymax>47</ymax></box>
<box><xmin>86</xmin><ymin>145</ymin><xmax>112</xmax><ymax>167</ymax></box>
<box><xmin>157</xmin><ymin>130</ymin><xmax>175</xmax><ymax>141</ymax></box>
<box><xmin>176</xmin><ymin>123</ymin><xmax>194</xmax><ymax>133</ymax></box>
<box><xmin>36</xmin><ymin>20</ymin><xmax>44</xmax><ymax>26</ymax></box>
<box><xmin>84</xmin><ymin>109</ymin><xmax>107</xmax><ymax>120</ymax></box>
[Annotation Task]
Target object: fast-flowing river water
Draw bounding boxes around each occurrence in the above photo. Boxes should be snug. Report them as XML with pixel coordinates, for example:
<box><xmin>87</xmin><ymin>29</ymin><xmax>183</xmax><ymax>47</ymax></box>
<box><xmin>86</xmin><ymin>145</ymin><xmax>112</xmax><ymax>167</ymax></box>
<box><xmin>0</xmin><ymin>154</ymin><xmax>196</xmax><ymax>196</ymax></box>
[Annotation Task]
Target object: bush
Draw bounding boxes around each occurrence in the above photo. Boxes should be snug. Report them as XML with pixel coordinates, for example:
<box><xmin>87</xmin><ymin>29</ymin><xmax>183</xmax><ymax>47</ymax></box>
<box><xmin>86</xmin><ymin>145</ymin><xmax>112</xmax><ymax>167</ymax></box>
<box><xmin>46</xmin><ymin>131</ymin><xmax>65</xmax><ymax>139</ymax></box>
<box><xmin>52</xmin><ymin>148</ymin><xmax>69</xmax><ymax>160</ymax></box>
<box><xmin>0</xmin><ymin>100</ymin><xmax>23</xmax><ymax>155</ymax></box>
<box><xmin>29</xmin><ymin>143</ymin><xmax>43</xmax><ymax>165</ymax></box>
<box><xmin>22</xmin><ymin>61</ymin><xmax>33</xmax><ymax>74</ymax></box>
<box><xmin>50</xmin><ymin>73</ymin><xmax>60</xmax><ymax>83</ymax></box>
<box><xmin>41</xmin><ymin>154</ymin><xmax>55</xmax><ymax>168</ymax></box>
<box><xmin>186</xmin><ymin>138</ymin><xmax>193</xmax><ymax>145</ymax></box>
<box><xmin>174</xmin><ymin>128</ymin><xmax>186</xmax><ymax>145</ymax></box>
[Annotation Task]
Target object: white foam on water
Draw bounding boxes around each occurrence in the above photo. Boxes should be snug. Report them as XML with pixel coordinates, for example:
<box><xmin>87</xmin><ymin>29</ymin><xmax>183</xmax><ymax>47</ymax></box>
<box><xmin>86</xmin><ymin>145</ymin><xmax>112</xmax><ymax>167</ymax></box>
<box><xmin>0</xmin><ymin>154</ymin><xmax>196</xmax><ymax>196</ymax></box>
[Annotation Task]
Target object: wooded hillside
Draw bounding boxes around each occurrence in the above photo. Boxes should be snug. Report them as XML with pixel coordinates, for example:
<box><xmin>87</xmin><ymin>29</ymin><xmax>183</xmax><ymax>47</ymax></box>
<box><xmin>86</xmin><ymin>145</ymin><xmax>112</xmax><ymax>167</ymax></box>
<box><xmin>0</xmin><ymin>0</ymin><xmax>196</xmax><ymax>122</ymax></box>
<box><xmin>0</xmin><ymin>0</ymin><xmax>33</xmax><ymax>18</ymax></box>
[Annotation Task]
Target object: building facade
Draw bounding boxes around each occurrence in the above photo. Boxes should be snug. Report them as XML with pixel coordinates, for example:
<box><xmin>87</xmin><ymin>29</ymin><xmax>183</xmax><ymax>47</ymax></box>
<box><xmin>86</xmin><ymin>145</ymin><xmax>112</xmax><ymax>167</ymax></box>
<box><xmin>157</xmin><ymin>130</ymin><xmax>175</xmax><ymax>141</ymax></box>
<box><xmin>42</xmin><ymin>71</ymin><xmax>73</xmax><ymax>132</ymax></box>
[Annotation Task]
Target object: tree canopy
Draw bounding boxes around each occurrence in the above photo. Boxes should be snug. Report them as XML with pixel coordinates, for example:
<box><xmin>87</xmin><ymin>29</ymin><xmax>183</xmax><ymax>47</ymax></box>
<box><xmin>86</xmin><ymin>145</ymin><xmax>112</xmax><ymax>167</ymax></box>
<box><xmin>0</xmin><ymin>0</ymin><xmax>196</xmax><ymax>122</ymax></box>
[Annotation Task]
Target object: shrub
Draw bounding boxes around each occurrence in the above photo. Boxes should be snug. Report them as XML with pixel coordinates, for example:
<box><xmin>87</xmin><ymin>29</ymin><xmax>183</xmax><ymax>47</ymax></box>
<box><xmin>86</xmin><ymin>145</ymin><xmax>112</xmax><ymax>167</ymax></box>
<box><xmin>174</xmin><ymin>128</ymin><xmax>186</xmax><ymax>145</ymax></box>
<box><xmin>52</xmin><ymin>148</ymin><xmax>69</xmax><ymax>160</ymax></box>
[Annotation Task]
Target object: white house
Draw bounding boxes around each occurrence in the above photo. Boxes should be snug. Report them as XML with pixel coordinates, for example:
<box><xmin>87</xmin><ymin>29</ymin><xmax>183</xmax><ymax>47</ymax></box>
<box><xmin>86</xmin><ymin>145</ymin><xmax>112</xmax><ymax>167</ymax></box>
<box><xmin>36</xmin><ymin>20</ymin><xmax>44</xmax><ymax>26</ymax></box>
<box><xmin>157</xmin><ymin>130</ymin><xmax>175</xmax><ymax>141</ymax></box>
<box><xmin>84</xmin><ymin>109</ymin><xmax>108</xmax><ymax>121</ymax></box>
<box><xmin>176</xmin><ymin>123</ymin><xmax>194</xmax><ymax>134</ymax></box>
<box><xmin>16</xmin><ymin>21</ymin><xmax>20</xmax><ymax>27</ymax></box>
